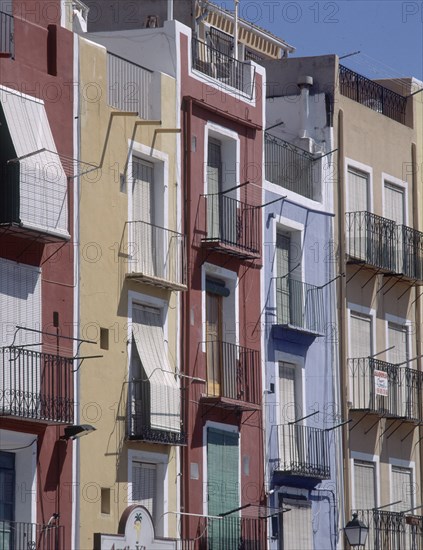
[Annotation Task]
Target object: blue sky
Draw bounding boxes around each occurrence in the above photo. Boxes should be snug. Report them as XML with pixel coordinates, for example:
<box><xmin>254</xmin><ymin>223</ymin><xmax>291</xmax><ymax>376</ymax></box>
<box><xmin>218</xmin><ymin>1</ymin><xmax>423</xmax><ymax>80</ymax></box>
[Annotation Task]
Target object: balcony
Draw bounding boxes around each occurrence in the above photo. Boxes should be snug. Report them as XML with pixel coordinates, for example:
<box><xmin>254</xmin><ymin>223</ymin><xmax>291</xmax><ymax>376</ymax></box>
<box><xmin>202</xmin><ymin>341</ymin><xmax>261</xmax><ymax>409</ymax></box>
<box><xmin>202</xmin><ymin>194</ymin><xmax>260</xmax><ymax>259</ymax></box>
<box><xmin>346</xmin><ymin>212</ymin><xmax>423</xmax><ymax>280</ymax></box>
<box><xmin>0</xmin><ymin>347</ymin><xmax>74</xmax><ymax>424</ymax></box>
<box><xmin>265</xmin><ymin>133</ymin><xmax>318</xmax><ymax>200</ymax></box>
<box><xmin>348</xmin><ymin>357</ymin><xmax>422</xmax><ymax>421</ymax></box>
<box><xmin>0</xmin><ymin>520</ymin><xmax>64</xmax><ymax>550</ymax></box>
<box><xmin>0</xmin><ymin>11</ymin><xmax>14</xmax><ymax>58</ymax></box>
<box><xmin>182</xmin><ymin>516</ymin><xmax>266</xmax><ymax>550</ymax></box>
<box><xmin>353</xmin><ymin>510</ymin><xmax>423</xmax><ymax>550</ymax></box>
<box><xmin>125</xmin><ymin>221</ymin><xmax>186</xmax><ymax>290</ymax></box>
<box><xmin>127</xmin><ymin>379</ymin><xmax>187</xmax><ymax>445</ymax></box>
<box><xmin>339</xmin><ymin>65</ymin><xmax>407</xmax><ymax>124</ymax></box>
<box><xmin>275</xmin><ymin>276</ymin><xmax>325</xmax><ymax>335</ymax></box>
<box><xmin>272</xmin><ymin>424</ymin><xmax>331</xmax><ymax>479</ymax></box>
<box><xmin>191</xmin><ymin>38</ymin><xmax>256</xmax><ymax>97</ymax></box>
<box><xmin>107</xmin><ymin>52</ymin><xmax>153</xmax><ymax>119</ymax></box>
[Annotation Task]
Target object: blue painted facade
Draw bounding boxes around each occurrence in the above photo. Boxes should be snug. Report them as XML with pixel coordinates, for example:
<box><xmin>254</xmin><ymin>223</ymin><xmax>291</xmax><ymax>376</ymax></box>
<box><xmin>262</xmin><ymin>82</ymin><xmax>341</xmax><ymax>549</ymax></box>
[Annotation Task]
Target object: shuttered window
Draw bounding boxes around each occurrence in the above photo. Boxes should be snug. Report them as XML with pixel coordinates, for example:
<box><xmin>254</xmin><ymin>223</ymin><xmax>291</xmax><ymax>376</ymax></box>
<box><xmin>354</xmin><ymin>460</ymin><xmax>376</xmax><ymax>510</ymax></box>
<box><xmin>276</xmin><ymin>233</ymin><xmax>291</xmax><ymax>324</ymax></box>
<box><xmin>384</xmin><ymin>182</ymin><xmax>405</xmax><ymax>225</ymax></box>
<box><xmin>279</xmin><ymin>362</ymin><xmax>298</xmax><ymax>423</ymax></box>
<box><xmin>132</xmin><ymin>158</ymin><xmax>154</xmax><ymax>224</ymax></box>
<box><xmin>348</xmin><ymin>169</ymin><xmax>369</xmax><ymax>212</ymax></box>
<box><xmin>132</xmin><ymin>305</ymin><xmax>180</xmax><ymax>433</ymax></box>
<box><xmin>392</xmin><ymin>466</ymin><xmax>413</xmax><ymax>512</ymax></box>
<box><xmin>207</xmin><ymin>139</ymin><xmax>222</xmax><ymax>240</ymax></box>
<box><xmin>282</xmin><ymin>503</ymin><xmax>313</xmax><ymax>549</ymax></box>
<box><xmin>350</xmin><ymin>312</ymin><xmax>372</xmax><ymax>358</ymax></box>
<box><xmin>132</xmin><ymin>461</ymin><xmax>157</xmax><ymax>519</ymax></box>
<box><xmin>388</xmin><ymin>322</ymin><xmax>409</xmax><ymax>365</ymax></box>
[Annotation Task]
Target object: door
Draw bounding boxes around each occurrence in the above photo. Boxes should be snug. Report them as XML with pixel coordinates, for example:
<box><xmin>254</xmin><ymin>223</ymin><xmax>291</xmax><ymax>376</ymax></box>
<box><xmin>132</xmin><ymin>159</ymin><xmax>159</xmax><ymax>276</ymax></box>
<box><xmin>132</xmin><ymin>461</ymin><xmax>157</xmax><ymax>522</ymax></box>
<box><xmin>206</xmin><ymin>292</ymin><xmax>222</xmax><ymax>396</ymax></box>
<box><xmin>207</xmin><ymin>139</ymin><xmax>221</xmax><ymax>241</ymax></box>
<box><xmin>349</xmin><ymin>312</ymin><xmax>373</xmax><ymax>409</ymax></box>
<box><xmin>388</xmin><ymin>322</ymin><xmax>409</xmax><ymax>416</ymax></box>
<box><xmin>385</xmin><ymin>182</ymin><xmax>406</xmax><ymax>273</ymax></box>
<box><xmin>279</xmin><ymin>362</ymin><xmax>300</xmax><ymax>469</ymax></box>
<box><xmin>347</xmin><ymin>169</ymin><xmax>369</xmax><ymax>261</ymax></box>
<box><xmin>276</xmin><ymin>233</ymin><xmax>291</xmax><ymax>325</ymax></box>
<box><xmin>0</xmin><ymin>451</ymin><xmax>15</xmax><ymax>550</ymax></box>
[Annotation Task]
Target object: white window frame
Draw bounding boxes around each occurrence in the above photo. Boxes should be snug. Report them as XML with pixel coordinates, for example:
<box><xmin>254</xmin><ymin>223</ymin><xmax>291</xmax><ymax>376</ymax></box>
<box><xmin>350</xmin><ymin>451</ymin><xmax>380</xmax><ymax>509</ymax></box>
<box><xmin>384</xmin><ymin>313</ymin><xmax>412</xmax><ymax>365</ymax></box>
<box><xmin>382</xmin><ymin>173</ymin><xmax>408</xmax><ymax>226</ymax></box>
<box><xmin>274</xmin><ymin>351</ymin><xmax>305</xmax><ymax>425</ymax></box>
<box><xmin>389</xmin><ymin>457</ymin><xmax>416</xmax><ymax>512</ymax></box>
<box><xmin>0</xmin><ymin>429</ymin><xmax>37</xmax><ymax>524</ymax></box>
<box><xmin>202</xmin><ymin>420</ymin><xmax>240</xmax><ymax>518</ymax></box>
<box><xmin>127</xmin><ymin>449</ymin><xmax>169</xmax><ymax>536</ymax></box>
<box><xmin>345</xmin><ymin>158</ymin><xmax>373</xmax><ymax>213</ymax></box>
<box><xmin>204</xmin><ymin>122</ymin><xmax>240</xmax><ymax>199</ymax></box>
<box><xmin>201</xmin><ymin>263</ymin><xmax>239</xmax><ymax>352</ymax></box>
<box><xmin>347</xmin><ymin>303</ymin><xmax>376</xmax><ymax>359</ymax></box>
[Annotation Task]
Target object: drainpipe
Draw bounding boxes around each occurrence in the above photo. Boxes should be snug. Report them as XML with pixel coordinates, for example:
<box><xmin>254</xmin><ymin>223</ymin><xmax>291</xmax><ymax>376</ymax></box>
<box><xmin>167</xmin><ymin>0</ymin><xmax>174</xmax><ymax>20</ymax></box>
<box><xmin>298</xmin><ymin>76</ymin><xmax>313</xmax><ymax>139</ymax></box>
<box><xmin>233</xmin><ymin>0</ymin><xmax>239</xmax><ymax>60</ymax></box>
<box><xmin>337</xmin><ymin>108</ymin><xmax>351</xmax><ymax>539</ymax></box>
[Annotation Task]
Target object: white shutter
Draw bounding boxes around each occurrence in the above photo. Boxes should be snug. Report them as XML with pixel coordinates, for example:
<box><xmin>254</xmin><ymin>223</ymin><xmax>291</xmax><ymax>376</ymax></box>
<box><xmin>388</xmin><ymin>322</ymin><xmax>408</xmax><ymax>365</ymax></box>
<box><xmin>392</xmin><ymin>466</ymin><xmax>413</xmax><ymax>512</ymax></box>
<box><xmin>132</xmin><ymin>159</ymin><xmax>154</xmax><ymax>223</ymax></box>
<box><xmin>207</xmin><ymin>139</ymin><xmax>221</xmax><ymax>239</ymax></box>
<box><xmin>279</xmin><ymin>362</ymin><xmax>297</xmax><ymax>422</ymax></box>
<box><xmin>132</xmin><ymin>461</ymin><xmax>157</xmax><ymax>519</ymax></box>
<box><xmin>132</xmin><ymin>305</ymin><xmax>180</xmax><ymax>432</ymax></box>
<box><xmin>276</xmin><ymin>233</ymin><xmax>290</xmax><ymax>324</ymax></box>
<box><xmin>350</xmin><ymin>312</ymin><xmax>372</xmax><ymax>358</ymax></box>
<box><xmin>282</xmin><ymin>504</ymin><xmax>313</xmax><ymax>549</ymax></box>
<box><xmin>348</xmin><ymin>169</ymin><xmax>369</xmax><ymax>212</ymax></box>
<box><xmin>384</xmin><ymin>183</ymin><xmax>405</xmax><ymax>225</ymax></box>
<box><xmin>354</xmin><ymin>460</ymin><xmax>376</xmax><ymax>510</ymax></box>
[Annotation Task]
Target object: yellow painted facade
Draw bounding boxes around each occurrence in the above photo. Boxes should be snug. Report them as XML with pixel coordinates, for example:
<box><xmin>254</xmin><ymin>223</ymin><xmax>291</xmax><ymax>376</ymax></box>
<box><xmin>77</xmin><ymin>36</ymin><xmax>181</xmax><ymax>548</ymax></box>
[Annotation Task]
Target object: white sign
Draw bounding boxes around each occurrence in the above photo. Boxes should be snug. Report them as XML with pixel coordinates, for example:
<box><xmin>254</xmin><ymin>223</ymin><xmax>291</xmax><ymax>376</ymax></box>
<box><xmin>96</xmin><ymin>505</ymin><xmax>176</xmax><ymax>550</ymax></box>
<box><xmin>374</xmin><ymin>369</ymin><xmax>388</xmax><ymax>396</ymax></box>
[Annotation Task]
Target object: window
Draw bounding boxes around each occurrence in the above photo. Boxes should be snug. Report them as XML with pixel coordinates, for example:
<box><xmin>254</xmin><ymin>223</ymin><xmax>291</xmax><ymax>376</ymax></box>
<box><xmin>206</xmin><ymin>282</ymin><xmax>224</xmax><ymax>397</ymax></box>
<box><xmin>275</xmin><ymin>229</ymin><xmax>303</xmax><ymax>327</ymax></box>
<box><xmin>349</xmin><ymin>312</ymin><xmax>373</xmax><ymax>358</ymax></box>
<box><xmin>388</xmin><ymin>322</ymin><xmax>409</xmax><ymax>365</ymax></box>
<box><xmin>384</xmin><ymin>182</ymin><xmax>405</xmax><ymax>226</ymax></box>
<box><xmin>348</xmin><ymin>168</ymin><xmax>369</xmax><ymax>212</ymax></box>
<box><xmin>130</xmin><ymin>304</ymin><xmax>180</xmax><ymax>439</ymax></box>
<box><xmin>354</xmin><ymin>460</ymin><xmax>376</xmax><ymax>510</ymax></box>
<box><xmin>281</xmin><ymin>500</ymin><xmax>313</xmax><ymax>550</ymax></box>
<box><xmin>132</xmin><ymin>461</ymin><xmax>157</xmax><ymax>520</ymax></box>
<box><xmin>392</xmin><ymin>466</ymin><xmax>413</xmax><ymax>512</ymax></box>
<box><xmin>279</xmin><ymin>362</ymin><xmax>302</xmax><ymax>469</ymax></box>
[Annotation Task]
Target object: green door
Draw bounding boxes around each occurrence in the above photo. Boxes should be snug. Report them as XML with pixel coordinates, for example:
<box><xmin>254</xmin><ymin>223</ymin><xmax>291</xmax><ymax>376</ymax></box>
<box><xmin>207</xmin><ymin>428</ymin><xmax>240</xmax><ymax>549</ymax></box>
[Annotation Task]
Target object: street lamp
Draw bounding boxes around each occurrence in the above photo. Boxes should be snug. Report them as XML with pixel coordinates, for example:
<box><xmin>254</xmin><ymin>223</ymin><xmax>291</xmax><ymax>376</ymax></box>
<box><xmin>344</xmin><ymin>513</ymin><xmax>369</xmax><ymax>547</ymax></box>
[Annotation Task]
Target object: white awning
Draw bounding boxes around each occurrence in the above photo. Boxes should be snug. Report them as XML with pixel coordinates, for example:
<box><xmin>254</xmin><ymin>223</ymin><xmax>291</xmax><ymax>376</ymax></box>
<box><xmin>132</xmin><ymin>305</ymin><xmax>181</xmax><ymax>433</ymax></box>
<box><xmin>0</xmin><ymin>85</ymin><xmax>69</xmax><ymax>238</ymax></box>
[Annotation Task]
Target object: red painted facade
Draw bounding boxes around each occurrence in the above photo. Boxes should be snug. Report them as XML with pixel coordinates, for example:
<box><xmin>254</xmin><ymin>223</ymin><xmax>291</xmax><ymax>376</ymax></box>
<box><xmin>179</xmin><ymin>33</ymin><xmax>265</xmax><ymax>541</ymax></box>
<box><xmin>0</xmin><ymin>2</ymin><xmax>74</xmax><ymax>547</ymax></box>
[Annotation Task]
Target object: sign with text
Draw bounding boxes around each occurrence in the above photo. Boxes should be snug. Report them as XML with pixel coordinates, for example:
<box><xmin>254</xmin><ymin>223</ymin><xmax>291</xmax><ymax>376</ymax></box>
<box><xmin>374</xmin><ymin>370</ymin><xmax>388</xmax><ymax>396</ymax></box>
<box><xmin>95</xmin><ymin>505</ymin><xmax>176</xmax><ymax>550</ymax></box>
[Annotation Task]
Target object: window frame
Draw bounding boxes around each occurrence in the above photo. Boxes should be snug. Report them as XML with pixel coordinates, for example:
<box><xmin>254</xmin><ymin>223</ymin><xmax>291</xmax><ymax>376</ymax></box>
<box><xmin>347</xmin><ymin>304</ymin><xmax>376</xmax><ymax>360</ymax></box>
<box><xmin>350</xmin><ymin>451</ymin><xmax>380</xmax><ymax>510</ymax></box>
<box><xmin>345</xmin><ymin>158</ymin><xmax>373</xmax><ymax>213</ymax></box>
<box><xmin>382</xmin><ymin>173</ymin><xmax>408</xmax><ymax>226</ymax></box>
<box><xmin>389</xmin><ymin>458</ymin><xmax>415</xmax><ymax>513</ymax></box>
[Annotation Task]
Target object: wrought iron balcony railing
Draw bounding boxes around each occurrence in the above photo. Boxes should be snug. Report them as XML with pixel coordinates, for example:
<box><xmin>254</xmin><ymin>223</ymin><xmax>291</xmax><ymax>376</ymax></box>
<box><xmin>202</xmin><ymin>194</ymin><xmax>260</xmax><ymax>258</ymax></box>
<box><xmin>265</xmin><ymin>133</ymin><xmax>317</xmax><ymax>199</ymax></box>
<box><xmin>353</xmin><ymin>510</ymin><xmax>423</xmax><ymax>550</ymax></box>
<box><xmin>272</xmin><ymin>424</ymin><xmax>331</xmax><ymax>479</ymax></box>
<box><xmin>125</xmin><ymin>221</ymin><xmax>186</xmax><ymax>290</ymax></box>
<box><xmin>275</xmin><ymin>276</ymin><xmax>325</xmax><ymax>334</ymax></box>
<box><xmin>204</xmin><ymin>341</ymin><xmax>260</xmax><ymax>405</ymax></box>
<box><xmin>107</xmin><ymin>52</ymin><xmax>153</xmax><ymax>119</ymax></box>
<box><xmin>339</xmin><ymin>65</ymin><xmax>407</xmax><ymax>124</ymax></box>
<box><xmin>0</xmin><ymin>520</ymin><xmax>64</xmax><ymax>550</ymax></box>
<box><xmin>0</xmin><ymin>347</ymin><xmax>74</xmax><ymax>423</ymax></box>
<box><xmin>191</xmin><ymin>38</ymin><xmax>256</xmax><ymax>97</ymax></box>
<box><xmin>182</xmin><ymin>516</ymin><xmax>266</xmax><ymax>550</ymax></box>
<box><xmin>348</xmin><ymin>357</ymin><xmax>422</xmax><ymax>421</ymax></box>
<box><xmin>127</xmin><ymin>379</ymin><xmax>187</xmax><ymax>445</ymax></box>
<box><xmin>0</xmin><ymin>11</ymin><xmax>14</xmax><ymax>57</ymax></box>
<box><xmin>346</xmin><ymin>211</ymin><xmax>423</xmax><ymax>279</ymax></box>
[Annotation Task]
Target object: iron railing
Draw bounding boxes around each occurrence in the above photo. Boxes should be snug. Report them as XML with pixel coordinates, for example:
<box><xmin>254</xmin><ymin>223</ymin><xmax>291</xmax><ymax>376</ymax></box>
<box><xmin>182</xmin><ymin>516</ymin><xmax>266</xmax><ymax>550</ymax></box>
<box><xmin>275</xmin><ymin>276</ymin><xmax>325</xmax><ymax>334</ymax></box>
<box><xmin>348</xmin><ymin>357</ymin><xmax>422</xmax><ymax>421</ymax></box>
<box><xmin>339</xmin><ymin>65</ymin><xmax>407</xmax><ymax>124</ymax></box>
<box><xmin>273</xmin><ymin>424</ymin><xmax>331</xmax><ymax>479</ymax></box>
<box><xmin>127</xmin><ymin>380</ymin><xmax>187</xmax><ymax>445</ymax></box>
<box><xmin>192</xmin><ymin>37</ymin><xmax>255</xmax><ymax>97</ymax></box>
<box><xmin>264</xmin><ymin>133</ymin><xmax>317</xmax><ymax>199</ymax></box>
<box><xmin>126</xmin><ymin>221</ymin><xmax>186</xmax><ymax>288</ymax></box>
<box><xmin>107</xmin><ymin>52</ymin><xmax>153</xmax><ymax>119</ymax></box>
<box><xmin>0</xmin><ymin>347</ymin><xmax>74</xmax><ymax>423</ymax></box>
<box><xmin>0</xmin><ymin>520</ymin><xmax>64</xmax><ymax>550</ymax></box>
<box><xmin>203</xmin><ymin>194</ymin><xmax>260</xmax><ymax>256</ymax></box>
<box><xmin>354</xmin><ymin>510</ymin><xmax>423</xmax><ymax>550</ymax></box>
<box><xmin>0</xmin><ymin>11</ymin><xmax>14</xmax><ymax>57</ymax></box>
<box><xmin>204</xmin><ymin>341</ymin><xmax>260</xmax><ymax>405</ymax></box>
<box><xmin>346</xmin><ymin>212</ymin><xmax>423</xmax><ymax>280</ymax></box>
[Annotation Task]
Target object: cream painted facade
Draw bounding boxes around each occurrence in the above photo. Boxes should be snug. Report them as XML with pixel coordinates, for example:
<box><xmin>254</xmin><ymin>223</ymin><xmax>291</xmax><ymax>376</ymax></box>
<box><xmin>76</xmin><ymin>36</ymin><xmax>182</xmax><ymax>548</ymax></box>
